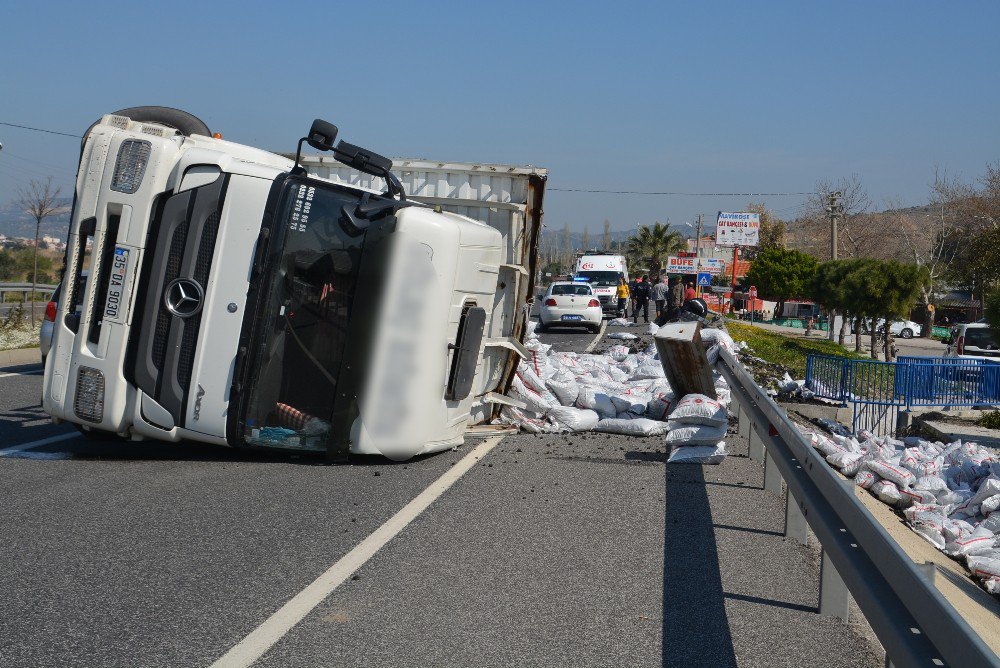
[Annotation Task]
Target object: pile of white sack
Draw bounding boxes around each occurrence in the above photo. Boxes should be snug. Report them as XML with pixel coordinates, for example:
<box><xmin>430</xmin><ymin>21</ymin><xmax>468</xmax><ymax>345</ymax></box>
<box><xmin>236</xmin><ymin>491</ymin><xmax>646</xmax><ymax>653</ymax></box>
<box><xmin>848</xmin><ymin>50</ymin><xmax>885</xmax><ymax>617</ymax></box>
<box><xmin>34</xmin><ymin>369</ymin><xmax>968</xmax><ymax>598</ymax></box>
<box><xmin>800</xmin><ymin>426</ymin><xmax>1000</xmax><ymax>596</ymax></box>
<box><xmin>664</xmin><ymin>394</ymin><xmax>729</xmax><ymax>464</ymax></box>
<box><xmin>497</xmin><ymin>322</ymin><xmax>738</xmax><ymax>439</ymax></box>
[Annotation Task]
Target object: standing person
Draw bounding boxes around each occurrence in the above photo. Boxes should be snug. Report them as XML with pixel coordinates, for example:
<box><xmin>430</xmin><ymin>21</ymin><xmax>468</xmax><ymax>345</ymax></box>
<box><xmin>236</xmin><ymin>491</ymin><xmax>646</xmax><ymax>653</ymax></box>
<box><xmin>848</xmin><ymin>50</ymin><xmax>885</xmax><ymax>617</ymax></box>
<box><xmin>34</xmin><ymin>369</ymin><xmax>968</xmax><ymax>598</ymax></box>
<box><xmin>616</xmin><ymin>277</ymin><xmax>630</xmax><ymax>318</ymax></box>
<box><xmin>805</xmin><ymin>316</ymin><xmax>814</xmax><ymax>337</ymax></box>
<box><xmin>633</xmin><ymin>275</ymin><xmax>651</xmax><ymax>323</ymax></box>
<box><xmin>685</xmin><ymin>281</ymin><xmax>697</xmax><ymax>302</ymax></box>
<box><xmin>669</xmin><ymin>276</ymin><xmax>685</xmax><ymax>319</ymax></box>
<box><xmin>651</xmin><ymin>274</ymin><xmax>669</xmax><ymax>320</ymax></box>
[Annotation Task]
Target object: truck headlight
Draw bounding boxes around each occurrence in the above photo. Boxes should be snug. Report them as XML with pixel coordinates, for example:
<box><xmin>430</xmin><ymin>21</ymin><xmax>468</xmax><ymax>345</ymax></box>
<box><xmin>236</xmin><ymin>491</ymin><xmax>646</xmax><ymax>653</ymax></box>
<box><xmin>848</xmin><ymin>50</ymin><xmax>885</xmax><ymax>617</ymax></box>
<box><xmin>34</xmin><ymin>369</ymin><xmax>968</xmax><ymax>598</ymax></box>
<box><xmin>74</xmin><ymin>367</ymin><xmax>105</xmax><ymax>423</ymax></box>
<box><xmin>110</xmin><ymin>140</ymin><xmax>152</xmax><ymax>194</ymax></box>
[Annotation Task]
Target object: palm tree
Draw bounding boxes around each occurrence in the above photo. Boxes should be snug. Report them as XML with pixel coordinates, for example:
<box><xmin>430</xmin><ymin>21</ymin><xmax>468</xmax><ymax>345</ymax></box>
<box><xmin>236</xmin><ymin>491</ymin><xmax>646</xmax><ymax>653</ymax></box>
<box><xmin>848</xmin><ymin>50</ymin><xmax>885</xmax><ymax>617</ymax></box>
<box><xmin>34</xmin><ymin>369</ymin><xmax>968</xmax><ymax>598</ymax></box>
<box><xmin>625</xmin><ymin>221</ymin><xmax>687</xmax><ymax>277</ymax></box>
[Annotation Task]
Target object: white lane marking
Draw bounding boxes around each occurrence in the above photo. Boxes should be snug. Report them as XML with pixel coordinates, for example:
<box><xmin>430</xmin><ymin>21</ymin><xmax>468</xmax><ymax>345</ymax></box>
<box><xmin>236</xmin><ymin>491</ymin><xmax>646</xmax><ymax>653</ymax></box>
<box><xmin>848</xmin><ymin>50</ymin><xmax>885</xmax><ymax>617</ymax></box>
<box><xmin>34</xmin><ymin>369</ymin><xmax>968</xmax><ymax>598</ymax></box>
<box><xmin>209</xmin><ymin>435</ymin><xmax>505</xmax><ymax>668</ymax></box>
<box><xmin>0</xmin><ymin>368</ymin><xmax>43</xmax><ymax>379</ymax></box>
<box><xmin>584</xmin><ymin>319</ymin><xmax>608</xmax><ymax>353</ymax></box>
<box><xmin>0</xmin><ymin>432</ymin><xmax>79</xmax><ymax>457</ymax></box>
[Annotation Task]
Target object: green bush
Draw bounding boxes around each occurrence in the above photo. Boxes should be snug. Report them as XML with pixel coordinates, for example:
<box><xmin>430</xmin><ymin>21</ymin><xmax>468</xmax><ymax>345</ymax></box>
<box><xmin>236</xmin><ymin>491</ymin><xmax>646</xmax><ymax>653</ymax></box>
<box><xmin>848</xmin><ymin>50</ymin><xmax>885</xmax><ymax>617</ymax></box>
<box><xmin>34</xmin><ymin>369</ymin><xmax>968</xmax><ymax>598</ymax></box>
<box><xmin>978</xmin><ymin>411</ymin><xmax>1000</xmax><ymax>431</ymax></box>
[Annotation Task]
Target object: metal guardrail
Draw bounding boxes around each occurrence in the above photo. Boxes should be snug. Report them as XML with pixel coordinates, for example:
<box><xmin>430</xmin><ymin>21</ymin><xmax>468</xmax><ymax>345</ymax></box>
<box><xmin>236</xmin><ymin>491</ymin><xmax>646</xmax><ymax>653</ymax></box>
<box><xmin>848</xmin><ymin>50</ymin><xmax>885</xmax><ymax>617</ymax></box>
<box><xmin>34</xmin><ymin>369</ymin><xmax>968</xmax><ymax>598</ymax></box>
<box><xmin>717</xmin><ymin>346</ymin><xmax>1000</xmax><ymax>668</ymax></box>
<box><xmin>0</xmin><ymin>282</ymin><xmax>58</xmax><ymax>297</ymax></box>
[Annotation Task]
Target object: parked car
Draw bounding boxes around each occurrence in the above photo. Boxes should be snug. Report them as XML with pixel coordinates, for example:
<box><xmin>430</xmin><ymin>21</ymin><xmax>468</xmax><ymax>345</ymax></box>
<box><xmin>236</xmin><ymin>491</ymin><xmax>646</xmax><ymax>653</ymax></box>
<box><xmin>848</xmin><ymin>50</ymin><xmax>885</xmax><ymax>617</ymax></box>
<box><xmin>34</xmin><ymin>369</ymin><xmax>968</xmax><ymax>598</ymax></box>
<box><xmin>538</xmin><ymin>282</ymin><xmax>602</xmax><ymax>333</ymax></box>
<box><xmin>860</xmin><ymin>319</ymin><xmax>923</xmax><ymax>339</ymax></box>
<box><xmin>945</xmin><ymin>323</ymin><xmax>999</xmax><ymax>360</ymax></box>
<box><xmin>39</xmin><ymin>283</ymin><xmax>62</xmax><ymax>366</ymax></box>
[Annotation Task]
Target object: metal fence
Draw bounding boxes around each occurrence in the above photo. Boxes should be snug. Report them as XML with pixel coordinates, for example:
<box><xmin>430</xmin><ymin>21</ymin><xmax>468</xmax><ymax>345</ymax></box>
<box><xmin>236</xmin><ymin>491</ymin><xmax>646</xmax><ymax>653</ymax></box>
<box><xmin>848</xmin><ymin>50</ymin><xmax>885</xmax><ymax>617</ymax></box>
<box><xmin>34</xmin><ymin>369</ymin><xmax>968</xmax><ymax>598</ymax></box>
<box><xmin>805</xmin><ymin>354</ymin><xmax>1000</xmax><ymax>435</ymax></box>
<box><xmin>719</xmin><ymin>346</ymin><xmax>1000</xmax><ymax>667</ymax></box>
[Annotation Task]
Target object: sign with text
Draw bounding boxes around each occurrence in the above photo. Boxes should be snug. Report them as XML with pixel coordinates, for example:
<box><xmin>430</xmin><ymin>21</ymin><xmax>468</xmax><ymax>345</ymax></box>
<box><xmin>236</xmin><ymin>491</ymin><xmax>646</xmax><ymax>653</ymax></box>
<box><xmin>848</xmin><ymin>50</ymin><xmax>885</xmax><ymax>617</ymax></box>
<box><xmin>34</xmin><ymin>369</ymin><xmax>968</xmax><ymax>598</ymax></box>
<box><xmin>666</xmin><ymin>256</ymin><xmax>726</xmax><ymax>275</ymax></box>
<box><xmin>715</xmin><ymin>212</ymin><xmax>761</xmax><ymax>247</ymax></box>
<box><xmin>666</xmin><ymin>256</ymin><xmax>699</xmax><ymax>273</ymax></box>
<box><xmin>699</xmin><ymin>258</ymin><xmax>726</xmax><ymax>275</ymax></box>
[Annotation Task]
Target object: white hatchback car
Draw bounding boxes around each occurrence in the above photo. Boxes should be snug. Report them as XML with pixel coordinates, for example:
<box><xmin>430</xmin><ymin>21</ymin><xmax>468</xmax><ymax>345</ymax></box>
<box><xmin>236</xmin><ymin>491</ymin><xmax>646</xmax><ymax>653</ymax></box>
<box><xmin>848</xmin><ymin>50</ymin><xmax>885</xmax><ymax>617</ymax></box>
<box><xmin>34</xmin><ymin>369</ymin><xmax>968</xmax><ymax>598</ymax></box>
<box><xmin>946</xmin><ymin>323</ymin><xmax>999</xmax><ymax>361</ymax></box>
<box><xmin>538</xmin><ymin>281</ymin><xmax>602</xmax><ymax>333</ymax></box>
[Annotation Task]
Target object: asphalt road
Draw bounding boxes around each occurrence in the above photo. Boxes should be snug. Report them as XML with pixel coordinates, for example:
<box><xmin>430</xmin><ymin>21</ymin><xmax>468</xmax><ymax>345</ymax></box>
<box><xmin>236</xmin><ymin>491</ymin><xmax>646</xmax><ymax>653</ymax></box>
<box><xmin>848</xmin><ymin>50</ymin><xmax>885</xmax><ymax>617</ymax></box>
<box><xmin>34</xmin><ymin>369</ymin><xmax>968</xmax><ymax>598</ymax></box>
<box><xmin>0</xmin><ymin>324</ymin><xmax>882</xmax><ymax>668</ymax></box>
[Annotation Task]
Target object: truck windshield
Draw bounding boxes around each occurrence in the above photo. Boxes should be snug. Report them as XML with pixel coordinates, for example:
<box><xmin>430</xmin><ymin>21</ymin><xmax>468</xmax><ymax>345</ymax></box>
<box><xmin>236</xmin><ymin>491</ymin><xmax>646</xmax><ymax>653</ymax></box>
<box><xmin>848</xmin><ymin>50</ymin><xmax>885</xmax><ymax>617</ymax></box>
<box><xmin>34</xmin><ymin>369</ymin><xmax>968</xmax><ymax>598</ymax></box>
<box><xmin>577</xmin><ymin>270</ymin><xmax>620</xmax><ymax>286</ymax></box>
<box><xmin>240</xmin><ymin>181</ymin><xmax>367</xmax><ymax>451</ymax></box>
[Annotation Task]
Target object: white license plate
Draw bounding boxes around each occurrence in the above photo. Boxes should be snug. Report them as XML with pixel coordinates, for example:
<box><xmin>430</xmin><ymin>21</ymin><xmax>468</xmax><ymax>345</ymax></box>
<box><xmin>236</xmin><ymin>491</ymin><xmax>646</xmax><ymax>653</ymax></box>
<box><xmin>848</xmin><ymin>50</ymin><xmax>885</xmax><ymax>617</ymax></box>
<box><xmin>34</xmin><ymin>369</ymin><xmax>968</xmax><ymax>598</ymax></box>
<box><xmin>103</xmin><ymin>246</ymin><xmax>132</xmax><ymax>323</ymax></box>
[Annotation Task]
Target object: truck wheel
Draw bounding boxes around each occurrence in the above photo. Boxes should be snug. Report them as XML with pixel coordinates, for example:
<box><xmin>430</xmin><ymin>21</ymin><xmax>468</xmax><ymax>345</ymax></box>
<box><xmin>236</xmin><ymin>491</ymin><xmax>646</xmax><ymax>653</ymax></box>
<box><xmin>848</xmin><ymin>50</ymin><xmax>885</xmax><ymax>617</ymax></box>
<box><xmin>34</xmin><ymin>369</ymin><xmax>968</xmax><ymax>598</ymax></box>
<box><xmin>900</xmin><ymin>328</ymin><xmax>913</xmax><ymax>339</ymax></box>
<box><xmin>81</xmin><ymin>106</ymin><xmax>211</xmax><ymax>149</ymax></box>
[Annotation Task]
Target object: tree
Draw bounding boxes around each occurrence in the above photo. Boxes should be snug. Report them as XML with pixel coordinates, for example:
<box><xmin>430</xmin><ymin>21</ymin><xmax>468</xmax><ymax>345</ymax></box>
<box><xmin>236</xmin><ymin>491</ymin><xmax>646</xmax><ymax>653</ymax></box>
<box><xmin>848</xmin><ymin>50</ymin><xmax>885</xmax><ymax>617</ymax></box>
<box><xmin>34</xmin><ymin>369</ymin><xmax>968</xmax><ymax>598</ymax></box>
<box><xmin>560</xmin><ymin>224</ymin><xmax>571</xmax><ymax>272</ymax></box>
<box><xmin>624</xmin><ymin>222</ymin><xmax>686</xmax><ymax>278</ymax></box>
<box><xmin>745</xmin><ymin>248</ymin><xmax>818</xmax><ymax>318</ymax></box>
<box><xmin>602</xmin><ymin>219</ymin><xmax>611</xmax><ymax>251</ymax></box>
<box><xmin>0</xmin><ymin>251</ymin><xmax>16</xmax><ymax>281</ymax></box>
<box><xmin>17</xmin><ymin>177</ymin><xmax>68</xmax><ymax>325</ymax></box>
<box><xmin>581</xmin><ymin>226</ymin><xmax>590</xmax><ymax>253</ymax></box>
<box><xmin>742</xmin><ymin>202</ymin><xmax>786</xmax><ymax>260</ymax></box>
<box><xmin>985</xmin><ymin>287</ymin><xmax>1000</xmax><ymax>333</ymax></box>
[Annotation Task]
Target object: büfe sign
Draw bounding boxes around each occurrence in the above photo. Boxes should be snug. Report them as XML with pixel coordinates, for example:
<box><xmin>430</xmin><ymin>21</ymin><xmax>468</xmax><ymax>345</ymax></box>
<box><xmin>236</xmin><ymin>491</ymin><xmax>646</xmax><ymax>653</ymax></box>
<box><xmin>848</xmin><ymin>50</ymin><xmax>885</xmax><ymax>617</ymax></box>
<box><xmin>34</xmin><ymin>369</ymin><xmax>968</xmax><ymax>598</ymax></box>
<box><xmin>715</xmin><ymin>212</ymin><xmax>760</xmax><ymax>247</ymax></box>
<box><xmin>665</xmin><ymin>256</ymin><xmax>698</xmax><ymax>273</ymax></box>
<box><xmin>665</xmin><ymin>257</ymin><xmax>726</xmax><ymax>275</ymax></box>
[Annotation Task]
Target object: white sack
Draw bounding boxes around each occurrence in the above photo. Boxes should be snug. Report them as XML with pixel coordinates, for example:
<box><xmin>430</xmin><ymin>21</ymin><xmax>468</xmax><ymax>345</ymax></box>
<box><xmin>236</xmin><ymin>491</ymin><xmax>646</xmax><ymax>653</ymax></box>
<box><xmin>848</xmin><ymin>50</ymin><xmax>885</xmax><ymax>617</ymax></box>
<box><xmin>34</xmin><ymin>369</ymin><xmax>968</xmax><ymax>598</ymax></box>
<box><xmin>548</xmin><ymin>406</ymin><xmax>600</xmax><ymax>432</ymax></box>
<box><xmin>665</xmin><ymin>422</ymin><xmax>728</xmax><ymax>446</ymax></box>
<box><xmin>666</xmin><ymin>442</ymin><xmax>728</xmax><ymax>465</ymax></box>
<box><xmin>668</xmin><ymin>394</ymin><xmax>728</xmax><ymax>427</ymax></box>
<box><xmin>595</xmin><ymin>418</ymin><xmax>670</xmax><ymax>436</ymax></box>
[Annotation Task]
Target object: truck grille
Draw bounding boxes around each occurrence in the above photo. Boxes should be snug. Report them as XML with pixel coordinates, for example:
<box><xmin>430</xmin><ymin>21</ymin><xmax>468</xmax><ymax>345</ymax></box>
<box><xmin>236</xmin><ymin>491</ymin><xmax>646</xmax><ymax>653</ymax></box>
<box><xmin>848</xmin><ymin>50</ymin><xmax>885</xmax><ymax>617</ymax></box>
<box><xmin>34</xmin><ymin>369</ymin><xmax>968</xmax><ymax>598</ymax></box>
<box><xmin>128</xmin><ymin>176</ymin><xmax>228</xmax><ymax>427</ymax></box>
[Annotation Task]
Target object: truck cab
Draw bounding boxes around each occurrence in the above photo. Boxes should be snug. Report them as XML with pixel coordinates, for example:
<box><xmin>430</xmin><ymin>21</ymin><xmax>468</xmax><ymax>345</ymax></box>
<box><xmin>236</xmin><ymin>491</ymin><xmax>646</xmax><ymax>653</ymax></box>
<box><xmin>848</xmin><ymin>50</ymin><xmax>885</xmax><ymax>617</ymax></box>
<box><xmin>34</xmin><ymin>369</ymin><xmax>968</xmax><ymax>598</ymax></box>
<box><xmin>42</xmin><ymin>110</ymin><xmax>538</xmax><ymax>461</ymax></box>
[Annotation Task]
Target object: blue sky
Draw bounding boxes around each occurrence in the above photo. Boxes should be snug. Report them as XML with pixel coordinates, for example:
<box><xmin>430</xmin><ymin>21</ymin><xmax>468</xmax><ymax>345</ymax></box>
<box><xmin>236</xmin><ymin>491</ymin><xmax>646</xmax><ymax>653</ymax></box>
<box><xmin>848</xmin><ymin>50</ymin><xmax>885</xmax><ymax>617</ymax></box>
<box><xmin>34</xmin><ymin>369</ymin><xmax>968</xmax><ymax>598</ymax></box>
<box><xmin>0</xmin><ymin>1</ymin><xmax>997</xmax><ymax>234</ymax></box>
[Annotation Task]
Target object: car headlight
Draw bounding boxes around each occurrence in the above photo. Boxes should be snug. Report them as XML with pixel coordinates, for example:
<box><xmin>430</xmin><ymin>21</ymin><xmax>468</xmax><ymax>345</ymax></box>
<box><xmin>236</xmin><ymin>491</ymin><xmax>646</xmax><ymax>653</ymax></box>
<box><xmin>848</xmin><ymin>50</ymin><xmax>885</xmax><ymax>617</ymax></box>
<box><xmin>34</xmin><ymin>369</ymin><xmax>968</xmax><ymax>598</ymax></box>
<box><xmin>110</xmin><ymin>140</ymin><xmax>152</xmax><ymax>194</ymax></box>
<box><xmin>74</xmin><ymin>366</ymin><xmax>105</xmax><ymax>423</ymax></box>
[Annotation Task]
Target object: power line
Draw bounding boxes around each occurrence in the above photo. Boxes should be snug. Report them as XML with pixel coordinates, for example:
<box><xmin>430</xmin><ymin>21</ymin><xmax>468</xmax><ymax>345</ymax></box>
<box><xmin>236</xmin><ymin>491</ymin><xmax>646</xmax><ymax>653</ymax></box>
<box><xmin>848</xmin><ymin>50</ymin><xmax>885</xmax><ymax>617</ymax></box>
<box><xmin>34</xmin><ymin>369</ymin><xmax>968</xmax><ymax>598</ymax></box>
<box><xmin>547</xmin><ymin>187</ymin><xmax>814</xmax><ymax>196</ymax></box>
<box><xmin>0</xmin><ymin>121</ymin><xmax>81</xmax><ymax>138</ymax></box>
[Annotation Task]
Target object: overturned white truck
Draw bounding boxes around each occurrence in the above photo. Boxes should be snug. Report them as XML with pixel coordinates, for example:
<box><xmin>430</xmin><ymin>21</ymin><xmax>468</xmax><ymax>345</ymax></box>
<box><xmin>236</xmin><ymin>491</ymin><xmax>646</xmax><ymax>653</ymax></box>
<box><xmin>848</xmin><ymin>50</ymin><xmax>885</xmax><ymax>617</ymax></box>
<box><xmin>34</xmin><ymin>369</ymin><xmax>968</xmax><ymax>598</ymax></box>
<box><xmin>42</xmin><ymin>107</ymin><xmax>546</xmax><ymax>460</ymax></box>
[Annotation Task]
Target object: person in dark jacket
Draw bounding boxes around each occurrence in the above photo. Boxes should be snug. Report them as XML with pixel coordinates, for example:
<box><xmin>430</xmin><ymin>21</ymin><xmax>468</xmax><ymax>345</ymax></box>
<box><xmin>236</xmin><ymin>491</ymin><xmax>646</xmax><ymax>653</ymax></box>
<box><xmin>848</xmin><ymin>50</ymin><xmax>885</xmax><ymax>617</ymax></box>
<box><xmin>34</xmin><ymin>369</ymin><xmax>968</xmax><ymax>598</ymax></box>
<box><xmin>669</xmin><ymin>277</ymin><xmax>685</xmax><ymax>319</ymax></box>
<box><xmin>632</xmin><ymin>275</ymin><xmax>651</xmax><ymax>323</ymax></box>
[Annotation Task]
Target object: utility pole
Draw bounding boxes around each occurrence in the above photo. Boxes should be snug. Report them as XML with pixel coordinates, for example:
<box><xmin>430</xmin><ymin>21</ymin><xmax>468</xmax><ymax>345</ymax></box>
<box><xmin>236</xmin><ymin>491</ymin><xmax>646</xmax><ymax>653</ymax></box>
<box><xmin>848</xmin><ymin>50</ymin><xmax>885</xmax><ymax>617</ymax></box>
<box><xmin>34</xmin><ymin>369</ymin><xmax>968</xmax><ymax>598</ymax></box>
<box><xmin>826</xmin><ymin>191</ymin><xmax>843</xmax><ymax>261</ymax></box>
<box><xmin>695</xmin><ymin>213</ymin><xmax>703</xmax><ymax>259</ymax></box>
<box><xmin>825</xmin><ymin>191</ymin><xmax>843</xmax><ymax>340</ymax></box>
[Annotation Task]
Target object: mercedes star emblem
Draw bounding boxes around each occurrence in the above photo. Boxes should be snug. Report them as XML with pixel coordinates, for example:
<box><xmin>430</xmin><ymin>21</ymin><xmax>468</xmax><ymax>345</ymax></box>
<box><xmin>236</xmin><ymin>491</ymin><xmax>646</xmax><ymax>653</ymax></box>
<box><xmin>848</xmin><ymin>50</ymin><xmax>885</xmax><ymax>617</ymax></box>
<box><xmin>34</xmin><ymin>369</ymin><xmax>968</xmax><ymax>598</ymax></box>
<box><xmin>164</xmin><ymin>278</ymin><xmax>205</xmax><ymax>318</ymax></box>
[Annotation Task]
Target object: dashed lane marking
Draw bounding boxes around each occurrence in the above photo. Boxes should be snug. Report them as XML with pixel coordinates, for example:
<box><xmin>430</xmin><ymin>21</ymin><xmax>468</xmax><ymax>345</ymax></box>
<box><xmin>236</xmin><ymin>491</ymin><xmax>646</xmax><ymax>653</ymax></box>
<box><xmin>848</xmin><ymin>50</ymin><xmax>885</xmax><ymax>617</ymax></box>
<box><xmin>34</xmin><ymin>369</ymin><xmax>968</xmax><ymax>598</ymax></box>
<box><xmin>0</xmin><ymin>432</ymin><xmax>79</xmax><ymax>457</ymax></box>
<box><xmin>584</xmin><ymin>319</ymin><xmax>608</xmax><ymax>353</ymax></box>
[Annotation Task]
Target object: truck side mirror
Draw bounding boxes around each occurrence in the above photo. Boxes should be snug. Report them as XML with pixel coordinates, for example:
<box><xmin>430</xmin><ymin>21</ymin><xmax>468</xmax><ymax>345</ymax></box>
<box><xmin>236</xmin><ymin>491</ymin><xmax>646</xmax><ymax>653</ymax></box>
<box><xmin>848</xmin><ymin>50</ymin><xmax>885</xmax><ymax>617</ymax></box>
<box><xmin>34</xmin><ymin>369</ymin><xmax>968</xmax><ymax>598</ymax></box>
<box><xmin>306</xmin><ymin>119</ymin><xmax>338</xmax><ymax>152</ymax></box>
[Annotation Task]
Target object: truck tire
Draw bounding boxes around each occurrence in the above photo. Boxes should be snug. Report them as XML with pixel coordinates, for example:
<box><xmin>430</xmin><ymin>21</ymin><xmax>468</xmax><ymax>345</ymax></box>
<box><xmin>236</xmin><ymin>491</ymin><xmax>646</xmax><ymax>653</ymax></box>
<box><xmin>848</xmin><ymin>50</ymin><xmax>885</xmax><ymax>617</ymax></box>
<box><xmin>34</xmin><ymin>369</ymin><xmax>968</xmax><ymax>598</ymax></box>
<box><xmin>81</xmin><ymin>106</ymin><xmax>211</xmax><ymax>149</ymax></box>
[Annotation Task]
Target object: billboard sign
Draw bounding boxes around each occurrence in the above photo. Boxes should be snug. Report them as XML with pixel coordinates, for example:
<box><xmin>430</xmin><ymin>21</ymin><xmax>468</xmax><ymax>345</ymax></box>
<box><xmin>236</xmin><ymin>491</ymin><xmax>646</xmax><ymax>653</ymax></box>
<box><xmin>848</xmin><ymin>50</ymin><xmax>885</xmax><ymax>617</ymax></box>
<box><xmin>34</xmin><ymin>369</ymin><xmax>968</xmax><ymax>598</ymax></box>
<box><xmin>699</xmin><ymin>258</ymin><xmax>726</xmax><ymax>275</ymax></box>
<box><xmin>716</xmin><ymin>212</ymin><xmax>760</xmax><ymax>247</ymax></box>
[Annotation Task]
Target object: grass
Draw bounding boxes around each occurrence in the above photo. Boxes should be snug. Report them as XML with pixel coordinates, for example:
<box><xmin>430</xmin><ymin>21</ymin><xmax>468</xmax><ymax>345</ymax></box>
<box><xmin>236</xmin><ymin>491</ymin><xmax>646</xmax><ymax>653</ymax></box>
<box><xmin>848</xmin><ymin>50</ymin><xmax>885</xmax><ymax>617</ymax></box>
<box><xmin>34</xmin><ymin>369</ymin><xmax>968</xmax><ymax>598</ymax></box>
<box><xmin>978</xmin><ymin>411</ymin><xmax>1000</xmax><ymax>430</ymax></box>
<box><xmin>726</xmin><ymin>321</ymin><xmax>867</xmax><ymax>378</ymax></box>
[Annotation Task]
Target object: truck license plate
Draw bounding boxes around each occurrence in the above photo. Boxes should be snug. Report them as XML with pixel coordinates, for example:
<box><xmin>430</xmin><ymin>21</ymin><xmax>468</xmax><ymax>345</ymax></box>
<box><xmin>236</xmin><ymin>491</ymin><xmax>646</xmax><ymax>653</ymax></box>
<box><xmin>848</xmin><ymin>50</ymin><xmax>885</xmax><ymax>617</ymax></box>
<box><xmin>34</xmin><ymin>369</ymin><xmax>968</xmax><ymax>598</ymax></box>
<box><xmin>103</xmin><ymin>247</ymin><xmax>132</xmax><ymax>323</ymax></box>
<box><xmin>562</xmin><ymin>314</ymin><xmax>583</xmax><ymax>321</ymax></box>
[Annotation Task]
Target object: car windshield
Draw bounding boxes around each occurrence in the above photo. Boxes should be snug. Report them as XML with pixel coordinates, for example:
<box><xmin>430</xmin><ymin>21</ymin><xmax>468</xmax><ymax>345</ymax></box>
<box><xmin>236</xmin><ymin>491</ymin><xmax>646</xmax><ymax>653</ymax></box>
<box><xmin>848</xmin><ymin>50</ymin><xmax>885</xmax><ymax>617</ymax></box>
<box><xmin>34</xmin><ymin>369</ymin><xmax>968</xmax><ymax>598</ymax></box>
<box><xmin>240</xmin><ymin>181</ymin><xmax>367</xmax><ymax>451</ymax></box>
<box><xmin>552</xmin><ymin>284</ymin><xmax>592</xmax><ymax>296</ymax></box>
<box><xmin>966</xmin><ymin>328</ymin><xmax>998</xmax><ymax>349</ymax></box>
<box><xmin>577</xmin><ymin>270</ymin><xmax>620</xmax><ymax>286</ymax></box>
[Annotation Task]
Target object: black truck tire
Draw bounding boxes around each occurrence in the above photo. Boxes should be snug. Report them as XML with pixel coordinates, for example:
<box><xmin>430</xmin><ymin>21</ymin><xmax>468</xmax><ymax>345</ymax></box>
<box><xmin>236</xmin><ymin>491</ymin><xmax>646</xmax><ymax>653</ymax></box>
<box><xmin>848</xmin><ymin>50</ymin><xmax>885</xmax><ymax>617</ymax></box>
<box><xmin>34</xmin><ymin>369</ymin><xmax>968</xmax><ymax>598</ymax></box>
<box><xmin>81</xmin><ymin>106</ymin><xmax>211</xmax><ymax>149</ymax></box>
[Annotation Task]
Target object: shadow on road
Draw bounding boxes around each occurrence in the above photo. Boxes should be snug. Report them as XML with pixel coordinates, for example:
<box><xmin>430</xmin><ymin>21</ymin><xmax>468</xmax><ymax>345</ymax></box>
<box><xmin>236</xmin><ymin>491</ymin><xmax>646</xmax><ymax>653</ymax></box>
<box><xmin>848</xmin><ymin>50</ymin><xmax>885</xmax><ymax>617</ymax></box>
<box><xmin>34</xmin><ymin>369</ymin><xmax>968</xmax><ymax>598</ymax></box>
<box><xmin>662</xmin><ymin>464</ymin><xmax>738</xmax><ymax>667</ymax></box>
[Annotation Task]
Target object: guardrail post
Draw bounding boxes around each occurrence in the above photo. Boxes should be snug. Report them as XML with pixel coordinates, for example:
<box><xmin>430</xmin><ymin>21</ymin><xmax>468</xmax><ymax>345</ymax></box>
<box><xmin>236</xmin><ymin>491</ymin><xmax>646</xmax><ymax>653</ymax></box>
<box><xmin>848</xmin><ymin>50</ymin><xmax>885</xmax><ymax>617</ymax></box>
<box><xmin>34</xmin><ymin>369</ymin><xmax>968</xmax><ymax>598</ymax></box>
<box><xmin>763</xmin><ymin>450</ymin><xmax>784</xmax><ymax>494</ymax></box>
<box><xmin>785</xmin><ymin>490</ymin><xmax>808</xmax><ymax>544</ymax></box>
<box><xmin>748</xmin><ymin>425</ymin><xmax>764</xmax><ymax>461</ymax></box>
<box><xmin>738</xmin><ymin>404</ymin><xmax>751</xmax><ymax>440</ymax></box>
<box><xmin>819</xmin><ymin>550</ymin><xmax>850</xmax><ymax>621</ymax></box>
